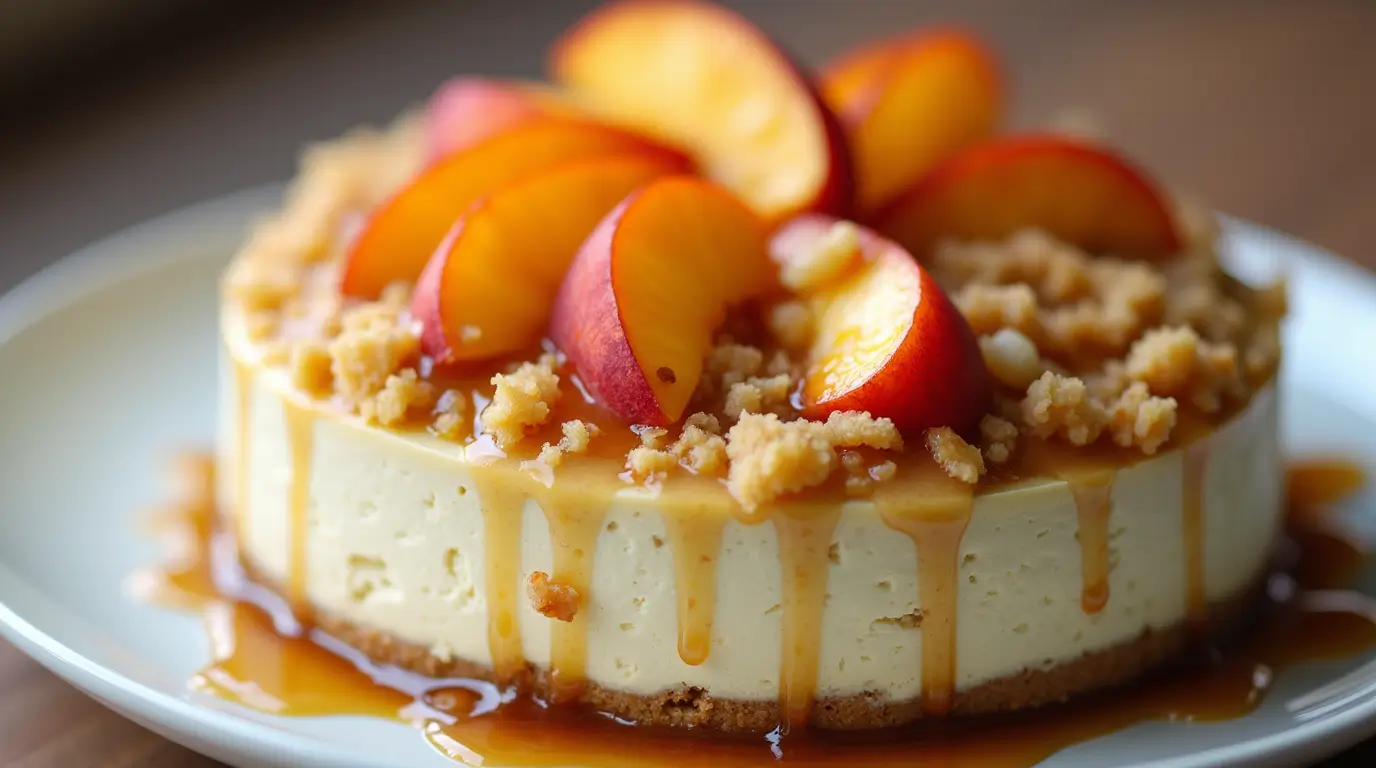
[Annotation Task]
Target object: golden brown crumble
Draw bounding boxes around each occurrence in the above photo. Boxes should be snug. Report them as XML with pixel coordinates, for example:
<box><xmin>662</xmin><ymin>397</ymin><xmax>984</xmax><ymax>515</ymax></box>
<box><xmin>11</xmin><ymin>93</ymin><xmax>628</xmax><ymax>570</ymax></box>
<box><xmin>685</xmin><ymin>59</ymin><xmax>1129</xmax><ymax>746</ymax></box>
<box><xmin>926</xmin><ymin>427</ymin><xmax>985</xmax><ymax>484</ymax></box>
<box><xmin>327</xmin><ymin>293</ymin><xmax>421</xmax><ymax>404</ymax></box>
<box><xmin>725</xmin><ymin>411</ymin><xmax>902</xmax><ymax>511</ymax></box>
<box><xmin>525</xmin><ymin>420</ymin><xmax>600</xmax><ymax>472</ymax></box>
<box><xmin>979</xmin><ymin>415</ymin><xmax>1019</xmax><ymax>465</ymax></box>
<box><xmin>526</xmin><ymin>571</ymin><xmax>580</xmax><ymax>622</ymax></box>
<box><xmin>482</xmin><ymin>355</ymin><xmax>562</xmax><ymax>449</ymax></box>
<box><xmin>430</xmin><ymin>390</ymin><xmax>469</xmax><ymax>441</ymax></box>
<box><xmin>624</xmin><ymin>413</ymin><xmax>729</xmax><ymax>480</ymax></box>
<box><xmin>289</xmin><ymin>339</ymin><xmax>334</xmax><ymax>395</ymax></box>
<box><xmin>362</xmin><ymin>368</ymin><xmax>437</xmax><ymax>427</ymax></box>
<box><xmin>724</xmin><ymin>374</ymin><xmax>793</xmax><ymax>420</ymax></box>
<box><xmin>1106</xmin><ymin>383</ymin><xmax>1177</xmax><ymax>455</ymax></box>
<box><xmin>767</xmin><ymin>300</ymin><xmax>815</xmax><ymax>351</ymax></box>
<box><xmin>1124</xmin><ymin>326</ymin><xmax>1241</xmax><ymax>413</ymax></box>
<box><xmin>1021</xmin><ymin>372</ymin><xmax>1106</xmax><ymax>446</ymax></box>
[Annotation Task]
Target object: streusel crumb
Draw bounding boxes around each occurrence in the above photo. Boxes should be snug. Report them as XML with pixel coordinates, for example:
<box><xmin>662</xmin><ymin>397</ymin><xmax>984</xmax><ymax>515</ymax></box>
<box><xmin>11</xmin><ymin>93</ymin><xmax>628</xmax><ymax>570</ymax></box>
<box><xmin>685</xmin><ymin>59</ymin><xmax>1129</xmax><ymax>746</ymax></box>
<box><xmin>954</xmin><ymin>283</ymin><xmax>1040</xmax><ymax>338</ymax></box>
<box><xmin>724</xmin><ymin>374</ymin><xmax>793</xmax><ymax>420</ymax></box>
<box><xmin>768</xmin><ymin>300</ymin><xmax>815</xmax><ymax>351</ymax></box>
<box><xmin>1124</xmin><ymin>326</ymin><xmax>1241</xmax><ymax>412</ymax></box>
<box><xmin>672</xmin><ymin>424</ymin><xmax>729</xmax><ymax>476</ymax></box>
<box><xmin>363</xmin><ymin>368</ymin><xmax>437</xmax><ymax>427</ymax></box>
<box><xmin>926</xmin><ymin>427</ymin><xmax>985</xmax><ymax>484</ymax></box>
<box><xmin>725</xmin><ymin>411</ymin><xmax>901</xmax><ymax>510</ymax></box>
<box><xmin>526</xmin><ymin>420</ymin><xmax>599</xmax><ymax>472</ymax></box>
<box><xmin>979</xmin><ymin>415</ymin><xmax>1019</xmax><ymax>465</ymax></box>
<box><xmin>482</xmin><ymin>356</ymin><xmax>562</xmax><ymax>449</ymax></box>
<box><xmin>328</xmin><ymin>301</ymin><xmax>421</xmax><ymax>403</ymax></box>
<box><xmin>1107</xmin><ymin>382</ymin><xmax>1177</xmax><ymax>454</ymax></box>
<box><xmin>289</xmin><ymin>339</ymin><xmax>334</xmax><ymax>394</ymax></box>
<box><xmin>526</xmin><ymin>571</ymin><xmax>580</xmax><ymax>622</ymax></box>
<box><xmin>430</xmin><ymin>390</ymin><xmax>468</xmax><ymax>440</ymax></box>
<box><xmin>624</xmin><ymin>415</ymin><xmax>729</xmax><ymax>480</ymax></box>
<box><xmin>1021</xmin><ymin>372</ymin><xmax>1107</xmax><ymax>446</ymax></box>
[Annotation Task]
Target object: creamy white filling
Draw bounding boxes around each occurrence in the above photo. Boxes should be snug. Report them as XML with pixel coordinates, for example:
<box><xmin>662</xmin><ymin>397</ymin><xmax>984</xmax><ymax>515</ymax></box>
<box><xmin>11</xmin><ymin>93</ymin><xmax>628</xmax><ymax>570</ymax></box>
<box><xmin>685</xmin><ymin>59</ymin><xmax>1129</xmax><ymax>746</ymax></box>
<box><xmin>218</xmin><ymin>334</ymin><xmax>1282</xmax><ymax>703</ymax></box>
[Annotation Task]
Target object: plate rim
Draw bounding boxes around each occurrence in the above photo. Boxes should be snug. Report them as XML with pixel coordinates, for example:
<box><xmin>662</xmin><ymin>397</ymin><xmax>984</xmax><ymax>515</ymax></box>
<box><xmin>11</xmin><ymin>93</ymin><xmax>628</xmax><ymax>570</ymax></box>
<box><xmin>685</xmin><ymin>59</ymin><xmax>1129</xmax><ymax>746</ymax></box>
<box><xmin>0</xmin><ymin>187</ymin><xmax>1373</xmax><ymax>767</ymax></box>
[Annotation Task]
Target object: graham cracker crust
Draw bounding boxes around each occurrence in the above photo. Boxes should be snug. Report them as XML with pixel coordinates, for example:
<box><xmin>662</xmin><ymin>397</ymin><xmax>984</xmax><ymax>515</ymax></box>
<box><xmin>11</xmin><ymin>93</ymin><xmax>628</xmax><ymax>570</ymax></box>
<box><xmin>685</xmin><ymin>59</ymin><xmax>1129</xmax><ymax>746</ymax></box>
<box><xmin>241</xmin><ymin>555</ymin><xmax>1265</xmax><ymax>732</ymax></box>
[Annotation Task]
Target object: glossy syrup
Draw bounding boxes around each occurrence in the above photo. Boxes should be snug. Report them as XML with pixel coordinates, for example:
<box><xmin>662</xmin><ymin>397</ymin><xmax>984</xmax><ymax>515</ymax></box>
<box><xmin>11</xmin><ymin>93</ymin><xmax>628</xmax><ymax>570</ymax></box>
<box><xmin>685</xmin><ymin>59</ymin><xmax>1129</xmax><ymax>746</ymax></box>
<box><xmin>131</xmin><ymin>452</ymin><xmax>1376</xmax><ymax>767</ymax></box>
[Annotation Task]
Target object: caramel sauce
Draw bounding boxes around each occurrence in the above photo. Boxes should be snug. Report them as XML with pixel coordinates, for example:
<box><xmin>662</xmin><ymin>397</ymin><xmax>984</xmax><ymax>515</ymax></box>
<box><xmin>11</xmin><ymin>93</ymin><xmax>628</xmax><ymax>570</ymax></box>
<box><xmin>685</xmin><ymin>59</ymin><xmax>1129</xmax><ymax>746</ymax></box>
<box><xmin>537</xmin><ymin>488</ymin><xmax>606</xmax><ymax>703</ymax></box>
<box><xmin>660</xmin><ymin>505</ymin><xmax>726</xmax><ymax>666</ymax></box>
<box><xmin>1182</xmin><ymin>442</ymin><xmax>1211</xmax><ymax>626</ymax></box>
<box><xmin>1069</xmin><ymin>474</ymin><xmax>1114</xmax><ymax>614</ymax></box>
<box><xmin>283</xmin><ymin>398</ymin><xmax>316</xmax><ymax>616</ymax></box>
<box><xmin>232</xmin><ymin>358</ymin><xmax>253</xmax><ymax>547</ymax></box>
<box><xmin>874</xmin><ymin>459</ymin><xmax>975</xmax><ymax>716</ymax></box>
<box><xmin>134</xmin><ymin>444</ymin><xmax>1376</xmax><ymax>767</ymax></box>
<box><xmin>470</xmin><ymin>474</ymin><xmax>529</xmax><ymax>686</ymax></box>
<box><xmin>773</xmin><ymin>505</ymin><xmax>842</xmax><ymax>728</ymax></box>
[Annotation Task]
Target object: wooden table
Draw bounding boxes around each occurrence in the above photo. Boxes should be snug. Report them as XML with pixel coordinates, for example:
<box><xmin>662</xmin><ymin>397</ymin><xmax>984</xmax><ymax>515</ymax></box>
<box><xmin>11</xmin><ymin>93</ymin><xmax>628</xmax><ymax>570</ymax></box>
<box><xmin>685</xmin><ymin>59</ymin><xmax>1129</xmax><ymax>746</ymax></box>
<box><xmin>0</xmin><ymin>0</ymin><xmax>1372</xmax><ymax>764</ymax></box>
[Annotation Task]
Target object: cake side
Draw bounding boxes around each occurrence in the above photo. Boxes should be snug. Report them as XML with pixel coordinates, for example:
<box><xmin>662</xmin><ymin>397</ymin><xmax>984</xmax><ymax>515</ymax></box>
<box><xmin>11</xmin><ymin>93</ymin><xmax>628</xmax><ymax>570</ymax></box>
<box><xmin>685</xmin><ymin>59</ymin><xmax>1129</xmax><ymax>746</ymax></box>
<box><xmin>219</xmin><ymin>307</ymin><xmax>1281</xmax><ymax>724</ymax></box>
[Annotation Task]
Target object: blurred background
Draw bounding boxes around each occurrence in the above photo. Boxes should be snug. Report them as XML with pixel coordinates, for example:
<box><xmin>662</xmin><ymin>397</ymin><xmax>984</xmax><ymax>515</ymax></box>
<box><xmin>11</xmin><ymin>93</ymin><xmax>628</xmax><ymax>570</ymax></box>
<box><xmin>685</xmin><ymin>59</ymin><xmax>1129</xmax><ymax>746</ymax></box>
<box><xmin>0</xmin><ymin>0</ymin><xmax>1372</xmax><ymax>763</ymax></box>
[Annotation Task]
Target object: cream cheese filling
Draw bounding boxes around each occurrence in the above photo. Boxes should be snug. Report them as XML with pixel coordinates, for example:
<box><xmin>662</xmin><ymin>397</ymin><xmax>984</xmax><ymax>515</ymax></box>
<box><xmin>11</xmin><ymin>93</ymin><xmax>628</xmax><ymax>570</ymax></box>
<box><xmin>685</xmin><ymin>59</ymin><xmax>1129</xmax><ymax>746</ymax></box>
<box><xmin>218</xmin><ymin>316</ymin><xmax>1283</xmax><ymax>712</ymax></box>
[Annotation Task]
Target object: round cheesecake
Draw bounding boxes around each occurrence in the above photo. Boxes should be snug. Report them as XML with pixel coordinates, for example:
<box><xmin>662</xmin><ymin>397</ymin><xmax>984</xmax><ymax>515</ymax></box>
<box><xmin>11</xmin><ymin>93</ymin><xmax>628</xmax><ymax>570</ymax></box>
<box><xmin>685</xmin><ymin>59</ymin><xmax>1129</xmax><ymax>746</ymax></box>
<box><xmin>219</xmin><ymin>321</ymin><xmax>1280</xmax><ymax>729</ymax></box>
<box><xmin>215</xmin><ymin>56</ymin><xmax>1286</xmax><ymax>730</ymax></box>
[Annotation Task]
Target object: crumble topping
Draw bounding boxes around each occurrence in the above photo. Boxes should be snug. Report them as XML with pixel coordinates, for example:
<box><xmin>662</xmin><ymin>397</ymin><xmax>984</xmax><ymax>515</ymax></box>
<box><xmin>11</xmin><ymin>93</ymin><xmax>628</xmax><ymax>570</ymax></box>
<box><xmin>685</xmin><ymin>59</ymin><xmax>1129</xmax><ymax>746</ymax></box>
<box><xmin>979</xmin><ymin>415</ymin><xmax>1019</xmax><ymax>465</ymax></box>
<box><xmin>526</xmin><ymin>571</ymin><xmax>580</xmax><ymax>622</ymax></box>
<box><xmin>482</xmin><ymin>356</ymin><xmax>562</xmax><ymax>449</ymax></box>
<box><xmin>725</xmin><ymin>411</ymin><xmax>901</xmax><ymax>511</ymax></box>
<box><xmin>625</xmin><ymin>412</ymin><xmax>729</xmax><ymax>480</ymax></box>
<box><xmin>227</xmin><ymin>117</ymin><xmax>1284</xmax><ymax>505</ymax></box>
<box><xmin>524</xmin><ymin>420</ymin><xmax>600</xmax><ymax>472</ymax></box>
<box><xmin>926</xmin><ymin>427</ymin><xmax>985</xmax><ymax>484</ymax></box>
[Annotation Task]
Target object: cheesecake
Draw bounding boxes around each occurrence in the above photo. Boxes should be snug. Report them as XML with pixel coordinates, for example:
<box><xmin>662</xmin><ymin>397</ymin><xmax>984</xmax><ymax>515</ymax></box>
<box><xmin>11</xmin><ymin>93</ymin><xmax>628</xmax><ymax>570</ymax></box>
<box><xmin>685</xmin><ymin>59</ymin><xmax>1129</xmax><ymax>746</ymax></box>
<box><xmin>216</xmin><ymin>0</ymin><xmax>1286</xmax><ymax>733</ymax></box>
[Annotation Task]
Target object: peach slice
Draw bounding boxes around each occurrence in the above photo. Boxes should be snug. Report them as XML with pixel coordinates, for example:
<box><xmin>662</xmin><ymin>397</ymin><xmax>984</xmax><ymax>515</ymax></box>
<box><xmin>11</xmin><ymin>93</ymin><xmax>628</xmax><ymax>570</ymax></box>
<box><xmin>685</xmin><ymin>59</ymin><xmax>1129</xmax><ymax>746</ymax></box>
<box><xmin>772</xmin><ymin>215</ymin><xmax>991</xmax><ymax>435</ymax></box>
<box><xmin>551</xmin><ymin>177</ymin><xmax>774</xmax><ymax>425</ymax></box>
<box><xmin>411</xmin><ymin>155</ymin><xmax>685</xmax><ymax>363</ymax></box>
<box><xmin>822</xmin><ymin>30</ymin><xmax>1002</xmax><ymax>215</ymax></box>
<box><xmin>549</xmin><ymin>0</ymin><xmax>851</xmax><ymax>222</ymax></box>
<box><xmin>425</xmin><ymin>77</ymin><xmax>577</xmax><ymax>160</ymax></box>
<box><xmin>874</xmin><ymin>134</ymin><xmax>1184</xmax><ymax>260</ymax></box>
<box><xmin>340</xmin><ymin>117</ymin><xmax>692</xmax><ymax>299</ymax></box>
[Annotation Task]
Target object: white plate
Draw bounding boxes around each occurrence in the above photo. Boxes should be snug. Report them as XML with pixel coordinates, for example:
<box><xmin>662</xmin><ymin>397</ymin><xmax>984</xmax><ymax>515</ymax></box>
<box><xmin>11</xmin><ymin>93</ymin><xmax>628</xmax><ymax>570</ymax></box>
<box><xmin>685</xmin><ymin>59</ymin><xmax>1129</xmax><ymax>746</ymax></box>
<box><xmin>0</xmin><ymin>186</ymin><xmax>1374</xmax><ymax>768</ymax></box>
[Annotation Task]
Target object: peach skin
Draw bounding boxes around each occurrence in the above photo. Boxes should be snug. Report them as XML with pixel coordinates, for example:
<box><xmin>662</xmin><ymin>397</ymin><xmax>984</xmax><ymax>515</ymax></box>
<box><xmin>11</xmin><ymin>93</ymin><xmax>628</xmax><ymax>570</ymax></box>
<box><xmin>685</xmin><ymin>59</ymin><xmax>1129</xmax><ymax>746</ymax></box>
<box><xmin>874</xmin><ymin>134</ymin><xmax>1183</xmax><ymax>261</ymax></box>
<box><xmin>340</xmin><ymin>117</ymin><xmax>693</xmax><ymax>299</ymax></box>
<box><xmin>771</xmin><ymin>215</ymin><xmax>992</xmax><ymax>435</ymax></box>
<box><xmin>411</xmin><ymin>154</ymin><xmax>685</xmax><ymax>364</ymax></box>
<box><xmin>822</xmin><ymin>30</ymin><xmax>1002</xmax><ymax>216</ymax></box>
<box><xmin>550</xmin><ymin>0</ymin><xmax>852</xmax><ymax>222</ymax></box>
<box><xmin>550</xmin><ymin>177</ymin><xmax>774</xmax><ymax>425</ymax></box>
<box><xmin>425</xmin><ymin>76</ymin><xmax>578</xmax><ymax>160</ymax></box>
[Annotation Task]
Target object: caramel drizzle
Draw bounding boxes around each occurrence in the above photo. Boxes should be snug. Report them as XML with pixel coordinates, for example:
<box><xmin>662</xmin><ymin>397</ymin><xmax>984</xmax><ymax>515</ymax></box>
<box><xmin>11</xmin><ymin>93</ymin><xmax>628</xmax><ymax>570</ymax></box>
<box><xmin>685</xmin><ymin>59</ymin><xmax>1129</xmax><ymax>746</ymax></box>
<box><xmin>662</xmin><ymin>509</ymin><xmax>725</xmax><ymax>666</ymax></box>
<box><xmin>1182</xmin><ymin>440</ymin><xmax>1211</xmax><ymax>625</ymax></box>
<box><xmin>775</xmin><ymin>505</ymin><xmax>841</xmax><ymax>729</ymax></box>
<box><xmin>539</xmin><ymin>491</ymin><xmax>604</xmax><ymax>704</ymax></box>
<box><xmin>876</xmin><ymin>459</ymin><xmax>974</xmax><ymax>717</ymax></box>
<box><xmin>233</xmin><ymin>359</ymin><xmax>253</xmax><ymax>547</ymax></box>
<box><xmin>283</xmin><ymin>397</ymin><xmax>315</xmax><ymax>616</ymax></box>
<box><xmin>1067</xmin><ymin>471</ymin><xmax>1116</xmax><ymax>614</ymax></box>
<box><xmin>472</xmin><ymin>475</ymin><xmax>528</xmax><ymax>685</ymax></box>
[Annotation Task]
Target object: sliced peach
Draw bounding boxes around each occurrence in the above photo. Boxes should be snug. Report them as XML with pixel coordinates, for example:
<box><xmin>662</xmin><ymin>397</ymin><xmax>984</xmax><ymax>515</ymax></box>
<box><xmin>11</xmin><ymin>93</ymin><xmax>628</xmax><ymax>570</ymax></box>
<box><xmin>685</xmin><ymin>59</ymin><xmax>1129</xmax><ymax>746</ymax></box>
<box><xmin>772</xmin><ymin>215</ymin><xmax>991</xmax><ymax>435</ymax></box>
<box><xmin>411</xmin><ymin>155</ymin><xmax>684</xmax><ymax>363</ymax></box>
<box><xmin>425</xmin><ymin>77</ymin><xmax>578</xmax><ymax>160</ymax></box>
<box><xmin>822</xmin><ymin>30</ymin><xmax>1002</xmax><ymax>215</ymax></box>
<box><xmin>874</xmin><ymin>134</ymin><xmax>1183</xmax><ymax>260</ymax></box>
<box><xmin>550</xmin><ymin>0</ymin><xmax>851</xmax><ymax>222</ymax></box>
<box><xmin>340</xmin><ymin>117</ymin><xmax>692</xmax><ymax>299</ymax></box>
<box><xmin>551</xmin><ymin>177</ymin><xmax>774</xmax><ymax>425</ymax></box>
